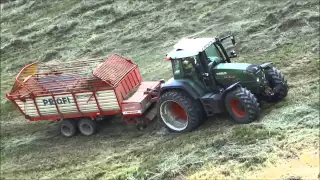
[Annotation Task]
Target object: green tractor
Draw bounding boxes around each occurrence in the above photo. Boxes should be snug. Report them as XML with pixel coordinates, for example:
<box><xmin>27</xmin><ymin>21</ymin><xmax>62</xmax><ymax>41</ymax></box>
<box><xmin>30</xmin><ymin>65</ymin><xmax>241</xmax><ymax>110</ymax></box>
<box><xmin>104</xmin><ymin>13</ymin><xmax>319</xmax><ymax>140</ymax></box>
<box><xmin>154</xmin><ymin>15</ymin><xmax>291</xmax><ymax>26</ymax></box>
<box><xmin>157</xmin><ymin>35</ymin><xmax>288</xmax><ymax>132</ymax></box>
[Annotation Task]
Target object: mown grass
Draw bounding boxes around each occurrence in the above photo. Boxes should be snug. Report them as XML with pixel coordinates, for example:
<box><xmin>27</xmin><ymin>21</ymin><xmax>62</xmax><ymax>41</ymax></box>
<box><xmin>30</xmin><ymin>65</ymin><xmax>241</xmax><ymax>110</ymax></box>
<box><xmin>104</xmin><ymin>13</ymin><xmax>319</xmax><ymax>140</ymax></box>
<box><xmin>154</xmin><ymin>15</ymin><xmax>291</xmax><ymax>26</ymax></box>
<box><xmin>1</xmin><ymin>0</ymin><xmax>319</xmax><ymax>179</ymax></box>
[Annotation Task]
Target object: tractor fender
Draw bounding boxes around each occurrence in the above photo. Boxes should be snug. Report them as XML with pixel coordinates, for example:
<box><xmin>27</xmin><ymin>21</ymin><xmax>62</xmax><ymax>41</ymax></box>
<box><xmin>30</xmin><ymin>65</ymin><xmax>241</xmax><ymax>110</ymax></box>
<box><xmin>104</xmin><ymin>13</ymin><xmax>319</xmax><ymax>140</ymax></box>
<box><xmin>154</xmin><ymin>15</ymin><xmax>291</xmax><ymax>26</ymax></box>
<box><xmin>221</xmin><ymin>82</ymin><xmax>241</xmax><ymax>100</ymax></box>
<box><xmin>260</xmin><ymin>62</ymin><xmax>273</xmax><ymax>69</ymax></box>
<box><xmin>160</xmin><ymin>80</ymin><xmax>200</xmax><ymax>99</ymax></box>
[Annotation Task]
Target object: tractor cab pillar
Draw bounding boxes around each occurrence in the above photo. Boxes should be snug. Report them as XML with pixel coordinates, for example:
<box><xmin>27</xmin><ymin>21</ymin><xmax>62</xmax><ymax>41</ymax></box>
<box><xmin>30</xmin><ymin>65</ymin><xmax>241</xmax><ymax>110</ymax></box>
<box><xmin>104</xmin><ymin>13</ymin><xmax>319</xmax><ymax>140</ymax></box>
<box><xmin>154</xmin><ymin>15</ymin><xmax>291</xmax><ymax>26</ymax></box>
<box><xmin>198</xmin><ymin>52</ymin><xmax>219</xmax><ymax>93</ymax></box>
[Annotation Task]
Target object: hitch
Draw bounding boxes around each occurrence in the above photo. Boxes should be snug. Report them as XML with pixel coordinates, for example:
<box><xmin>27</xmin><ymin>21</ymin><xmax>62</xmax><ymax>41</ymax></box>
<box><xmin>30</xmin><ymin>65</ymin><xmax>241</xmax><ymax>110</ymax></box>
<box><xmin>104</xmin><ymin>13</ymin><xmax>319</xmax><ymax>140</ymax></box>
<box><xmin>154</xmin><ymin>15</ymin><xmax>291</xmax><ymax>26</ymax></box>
<box><xmin>144</xmin><ymin>84</ymin><xmax>161</xmax><ymax>102</ymax></box>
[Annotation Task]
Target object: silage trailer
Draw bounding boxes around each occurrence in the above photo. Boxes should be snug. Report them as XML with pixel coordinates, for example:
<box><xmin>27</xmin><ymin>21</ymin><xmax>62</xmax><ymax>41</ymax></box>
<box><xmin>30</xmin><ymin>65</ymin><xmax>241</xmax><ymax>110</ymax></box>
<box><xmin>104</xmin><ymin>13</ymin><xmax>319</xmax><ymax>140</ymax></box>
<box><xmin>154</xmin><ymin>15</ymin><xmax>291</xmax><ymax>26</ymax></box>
<box><xmin>6</xmin><ymin>54</ymin><xmax>161</xmax><ymax>137</ymax></box>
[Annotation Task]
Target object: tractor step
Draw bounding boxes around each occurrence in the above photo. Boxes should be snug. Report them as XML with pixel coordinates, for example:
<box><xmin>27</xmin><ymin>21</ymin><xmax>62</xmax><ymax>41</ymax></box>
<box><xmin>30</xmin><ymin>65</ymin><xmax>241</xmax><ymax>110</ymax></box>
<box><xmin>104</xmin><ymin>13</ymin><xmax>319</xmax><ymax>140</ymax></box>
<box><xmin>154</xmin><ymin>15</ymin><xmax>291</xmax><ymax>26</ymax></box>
<box><xmin>200</xmin><ymin>93</ymin><xmax>223</xmax><ymax>116</ymax></box>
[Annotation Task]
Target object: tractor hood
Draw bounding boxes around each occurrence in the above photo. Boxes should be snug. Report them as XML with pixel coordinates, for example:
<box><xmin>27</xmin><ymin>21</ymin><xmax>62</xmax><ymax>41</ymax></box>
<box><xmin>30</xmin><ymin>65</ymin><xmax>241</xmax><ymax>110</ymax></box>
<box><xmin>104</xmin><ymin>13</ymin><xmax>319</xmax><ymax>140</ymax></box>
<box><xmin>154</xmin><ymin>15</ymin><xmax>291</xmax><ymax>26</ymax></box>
<box><xmin>213</xmin><ymin>62</ymin><xmax>265</xmax><ymax>94</ymax></box>
<box><xmin>214</xmin><ymin>63</ymin><xmax>251</xmax><ymax>71</ymax></box>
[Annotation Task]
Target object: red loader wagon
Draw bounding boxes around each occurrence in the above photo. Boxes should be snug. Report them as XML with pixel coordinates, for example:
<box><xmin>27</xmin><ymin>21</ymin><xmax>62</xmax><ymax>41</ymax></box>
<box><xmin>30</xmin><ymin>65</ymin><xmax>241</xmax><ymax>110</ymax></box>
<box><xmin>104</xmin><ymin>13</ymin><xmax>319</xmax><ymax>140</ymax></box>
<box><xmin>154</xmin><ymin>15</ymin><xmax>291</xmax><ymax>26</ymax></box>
<box><xmin>6</xmin><ymin>54</ymin><xmax>161</xmax><ymax>137</ymax></box>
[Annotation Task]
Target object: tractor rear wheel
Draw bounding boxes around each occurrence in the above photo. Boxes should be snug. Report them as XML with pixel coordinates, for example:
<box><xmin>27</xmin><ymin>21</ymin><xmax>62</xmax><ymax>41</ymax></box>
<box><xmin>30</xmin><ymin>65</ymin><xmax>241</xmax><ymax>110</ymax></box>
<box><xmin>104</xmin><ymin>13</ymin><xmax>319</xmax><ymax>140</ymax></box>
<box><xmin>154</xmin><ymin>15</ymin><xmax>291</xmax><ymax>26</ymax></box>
<box><xmin>264</xmin><ymin>67</ymin><xmax>288</xmax><ymax>102</ymax></box>
<box><xmin>78</xmin><ymin>118</ymin><xmax>97</xmax><ymax>136</ymax></box>
<box><xmin>60</xmin><ymin>119</ymin><xmax>77</xmax><ymax>137</ymax></box>
<box><xmin>157</xmin><ymin>90</ymin><xmax>203</xmax><ymax>132</ymax></box>
<box><xmin>225</xmin><ymin>87</ymin><xmax>260</xmax><ymax>124</ymax></box>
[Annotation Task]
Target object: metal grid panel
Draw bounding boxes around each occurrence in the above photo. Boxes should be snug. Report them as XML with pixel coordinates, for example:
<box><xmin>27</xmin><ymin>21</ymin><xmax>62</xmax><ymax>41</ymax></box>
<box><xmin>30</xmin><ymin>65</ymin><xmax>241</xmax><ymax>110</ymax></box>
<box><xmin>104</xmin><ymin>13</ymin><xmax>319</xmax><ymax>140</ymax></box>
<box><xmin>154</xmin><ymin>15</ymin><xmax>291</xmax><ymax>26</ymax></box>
<box><xmin>93</xmin><ymin>54</ymin><xmax>138</xmax><ymax>87</ymax></box>
<box><xmin>10</xmin><ymin>62</ymin><xmax>38</xmax><ymax>93</ymax></box>
<box><xmin>9</xmin><ymin>74</ymin><xmax>108</xmax><ymax>98</ymax></box>
<box><xmin>8</xmin><ymin>58</ymin><xmax>108</xmax><ymax>98</ymax></box>
<box><xmin>38</xmin><ymin>58</ymin><xmax>104</xmax><ymax>75</ymax></box>
<box><xmin>7</xmin><ymin>55</ymin><xmax>140</xmax><ymax>99</ymax></box>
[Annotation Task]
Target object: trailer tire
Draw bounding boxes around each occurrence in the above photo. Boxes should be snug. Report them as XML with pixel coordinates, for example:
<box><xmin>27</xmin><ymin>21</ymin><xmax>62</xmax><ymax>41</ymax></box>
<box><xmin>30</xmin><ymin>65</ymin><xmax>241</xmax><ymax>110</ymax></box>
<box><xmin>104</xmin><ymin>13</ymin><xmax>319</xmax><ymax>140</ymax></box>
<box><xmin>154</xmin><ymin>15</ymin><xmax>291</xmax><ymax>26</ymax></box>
<box><xmin>60</xmin><ymin>119</ymin><xmax>77</xmax><ymax>137</ymax></box>
<box><xmin>78</xmin><ymin>118</ymin><xmax>97</xmax><ymax>136</ymax></box>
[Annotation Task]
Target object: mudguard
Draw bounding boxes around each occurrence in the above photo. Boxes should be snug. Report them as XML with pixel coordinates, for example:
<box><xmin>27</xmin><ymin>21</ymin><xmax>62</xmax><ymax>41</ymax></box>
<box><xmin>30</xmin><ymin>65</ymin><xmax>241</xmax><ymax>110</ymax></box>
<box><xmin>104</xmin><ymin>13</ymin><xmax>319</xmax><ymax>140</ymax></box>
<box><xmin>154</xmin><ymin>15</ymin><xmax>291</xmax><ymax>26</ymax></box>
<box><xmin>221</xmin><ymin>82</ymin><xmax>241</xmax><ymax>100</ymax></box>
<box><xmin>260</xmin><ymin>62</ymin><xmax>273</xmax><ymax>69</ymax></box>
<box><xmin>200</xmin><ymin>82</ymin><xmax>242</xmax><ymax>116</ymax></box>
<box><xmin>160</xmin><ymin>79</ymin><xmax>200</xmax><ymax>99</ymax></box>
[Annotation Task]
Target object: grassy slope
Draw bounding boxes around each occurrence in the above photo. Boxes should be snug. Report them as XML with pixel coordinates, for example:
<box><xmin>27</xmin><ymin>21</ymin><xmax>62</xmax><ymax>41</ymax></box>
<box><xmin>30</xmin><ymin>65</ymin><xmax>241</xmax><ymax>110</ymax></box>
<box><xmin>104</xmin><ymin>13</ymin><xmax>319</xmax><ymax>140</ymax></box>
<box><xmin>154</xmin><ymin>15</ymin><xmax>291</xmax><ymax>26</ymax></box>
<box><xmin>1</xmin><ymin>0</ymin><xmax>319</xmax><ymax>179</ymax></box>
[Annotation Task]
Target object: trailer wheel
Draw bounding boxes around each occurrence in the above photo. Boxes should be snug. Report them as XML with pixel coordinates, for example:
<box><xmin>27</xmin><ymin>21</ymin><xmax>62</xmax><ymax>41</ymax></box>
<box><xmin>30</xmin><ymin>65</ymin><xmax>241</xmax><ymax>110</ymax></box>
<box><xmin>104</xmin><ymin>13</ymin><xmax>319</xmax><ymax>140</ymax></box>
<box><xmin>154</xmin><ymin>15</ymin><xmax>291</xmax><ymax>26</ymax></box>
<box><xmin>225</xmin><ymin>87</ymin><xmax>260</xmax><ymax>124</ymax></box>
<box><xmin>60</xmin><ymin>119</ymin><xmax>77</xmax><ymax>137</ymax></box>
<box><xmin>78</xmin><ymin>118</ymin><xmax>97</xmax><ymax>136</ymax></box>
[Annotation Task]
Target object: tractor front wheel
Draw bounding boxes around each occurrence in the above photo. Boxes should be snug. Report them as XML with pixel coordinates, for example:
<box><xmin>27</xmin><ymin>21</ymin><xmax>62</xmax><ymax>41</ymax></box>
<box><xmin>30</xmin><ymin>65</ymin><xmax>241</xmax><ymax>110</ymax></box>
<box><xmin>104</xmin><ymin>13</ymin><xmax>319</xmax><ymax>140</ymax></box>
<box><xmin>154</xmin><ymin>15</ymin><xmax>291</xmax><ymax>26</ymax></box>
<box><xmin>157</xmin><ymin>90</ymin><xmax>203</xmax><ymax>132</ymax></box>
<box><xmin>225</xmin><ymin>87</ymin><xmax>260</xmax><ymax>124</ymax></box>
<box><xmin>78</xmin><ymin>118</ymin><xmax>97</xmax><ymax>136</ymax></box>
<box><xmin>264</xmin><ymin>67</ymin><xmax>288</xmax><ymax>102</ymax></box>
<box><xmin>60</xmin><ymin>119</ymin><xmax>77</xmax><ymax>137</ymax></box>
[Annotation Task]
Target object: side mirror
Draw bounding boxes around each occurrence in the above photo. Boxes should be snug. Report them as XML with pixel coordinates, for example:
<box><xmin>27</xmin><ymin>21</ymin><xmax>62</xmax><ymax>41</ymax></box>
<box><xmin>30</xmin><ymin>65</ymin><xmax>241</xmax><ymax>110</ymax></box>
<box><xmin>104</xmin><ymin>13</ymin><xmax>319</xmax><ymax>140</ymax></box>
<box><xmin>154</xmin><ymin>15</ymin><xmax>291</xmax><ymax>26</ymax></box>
<box><xmin>229</xmin><ymin>50</ymin><xmax>237</xmax><ymax>58</ymax></box>
<box><xmin>231</xmin><ymin>36</ymin><xmax>236</xmax><ymax>45</ymax></box>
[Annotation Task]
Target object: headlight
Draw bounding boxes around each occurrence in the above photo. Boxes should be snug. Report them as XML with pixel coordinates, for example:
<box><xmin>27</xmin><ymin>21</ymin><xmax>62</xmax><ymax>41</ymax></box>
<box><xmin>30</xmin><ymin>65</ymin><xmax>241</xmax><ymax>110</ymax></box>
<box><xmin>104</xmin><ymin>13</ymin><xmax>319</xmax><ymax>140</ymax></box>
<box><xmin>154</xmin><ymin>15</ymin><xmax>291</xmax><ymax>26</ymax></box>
<box><xmin>257</xmin><ymin>77</ymin><xmax>260</xmax><ymax>82</ymax></box>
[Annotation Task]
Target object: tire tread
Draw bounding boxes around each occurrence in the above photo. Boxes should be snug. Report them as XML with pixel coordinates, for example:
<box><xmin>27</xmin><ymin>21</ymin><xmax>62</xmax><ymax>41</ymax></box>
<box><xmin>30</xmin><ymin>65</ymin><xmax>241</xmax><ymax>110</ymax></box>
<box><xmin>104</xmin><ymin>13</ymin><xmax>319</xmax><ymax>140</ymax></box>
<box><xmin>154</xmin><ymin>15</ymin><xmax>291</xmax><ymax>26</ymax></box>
<box><xmin>226</xmin><ymin>87</ymin><xmax>260</xmax><ymax>123</ymax></box>
<box><xmin>265</xmin><ymin>67</ymin><xmax>288</xmax><ymax>101</ymax></box>
<box><xmin>158</xmin><ymin>90</ymin><xmax>203</xmax><ymax>132</ymax></box>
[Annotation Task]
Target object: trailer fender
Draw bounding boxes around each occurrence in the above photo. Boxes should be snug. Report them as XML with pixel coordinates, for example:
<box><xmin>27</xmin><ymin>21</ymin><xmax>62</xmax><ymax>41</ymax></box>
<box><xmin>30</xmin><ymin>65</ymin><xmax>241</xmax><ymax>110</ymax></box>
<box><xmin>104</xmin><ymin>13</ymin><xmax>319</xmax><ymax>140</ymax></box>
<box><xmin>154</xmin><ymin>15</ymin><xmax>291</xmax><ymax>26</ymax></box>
<box><xmin>160</xmin><ymin>80</ymin><xmax>200</xmax><ymax>99</ymax></box>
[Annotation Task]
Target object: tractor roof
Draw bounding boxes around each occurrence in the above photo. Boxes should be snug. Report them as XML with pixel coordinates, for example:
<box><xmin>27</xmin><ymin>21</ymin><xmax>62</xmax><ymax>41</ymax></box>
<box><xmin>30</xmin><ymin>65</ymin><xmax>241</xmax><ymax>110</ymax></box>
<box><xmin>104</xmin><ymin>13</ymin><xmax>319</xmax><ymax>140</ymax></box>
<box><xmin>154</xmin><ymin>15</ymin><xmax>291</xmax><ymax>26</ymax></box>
<box><xmin>167</xmin><ymin>38</ymin><xmax>216</xmax><ymax>59</ymax></box>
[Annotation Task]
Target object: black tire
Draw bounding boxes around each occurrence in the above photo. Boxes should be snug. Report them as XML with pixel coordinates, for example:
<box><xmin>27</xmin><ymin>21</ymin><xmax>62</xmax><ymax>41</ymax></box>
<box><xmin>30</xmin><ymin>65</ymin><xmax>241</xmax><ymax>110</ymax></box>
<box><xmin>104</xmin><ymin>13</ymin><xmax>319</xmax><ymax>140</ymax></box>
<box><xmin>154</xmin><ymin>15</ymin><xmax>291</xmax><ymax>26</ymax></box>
<box><xmin>60</xmin><ymin>119</ymin><xmax>77</xmax><ymax>137</ymax></box>
<box><xmin>157</xmin><ymin>90</ymin><xmax>203</xmax><ymax>132</ymax></box>
<box><xmin>264</xmin><ymin>67</ymin><xmax>288</xmax><ymax>102</ymax></box>
<box><xmin>102</xmin><ymin>115</ymin><xmax>115</xmax><ymax>121</ymax></box>
<box><xmin>225</xmin><ymin>87</ymin><xmax>260</xmax><ymax>124</ymax></box>
<box><xmin>78</xmin><ymin>118</ymin><xmax>97</xmax><ymax>136</ymax></box>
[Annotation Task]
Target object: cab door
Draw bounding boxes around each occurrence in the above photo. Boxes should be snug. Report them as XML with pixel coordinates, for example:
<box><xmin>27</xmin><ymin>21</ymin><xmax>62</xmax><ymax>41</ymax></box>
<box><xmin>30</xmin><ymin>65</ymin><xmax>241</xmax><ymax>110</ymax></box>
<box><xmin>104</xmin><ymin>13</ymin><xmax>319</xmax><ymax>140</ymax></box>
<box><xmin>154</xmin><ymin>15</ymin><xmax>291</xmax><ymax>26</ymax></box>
<box><xmin>179</xmin><ymin>56</ymin><xmax>209</xmax><ymax>91</ymax></box>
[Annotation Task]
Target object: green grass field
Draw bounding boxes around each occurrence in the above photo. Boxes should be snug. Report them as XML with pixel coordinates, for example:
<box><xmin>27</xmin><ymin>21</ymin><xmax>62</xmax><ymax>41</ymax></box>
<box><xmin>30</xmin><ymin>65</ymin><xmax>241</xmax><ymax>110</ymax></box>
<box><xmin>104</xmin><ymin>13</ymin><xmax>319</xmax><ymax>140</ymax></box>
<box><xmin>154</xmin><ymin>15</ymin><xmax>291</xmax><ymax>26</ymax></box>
<box><xmin>1</xmin><ymin>0</ymin><xmax>319</xmax><ymax>179</ymax></box>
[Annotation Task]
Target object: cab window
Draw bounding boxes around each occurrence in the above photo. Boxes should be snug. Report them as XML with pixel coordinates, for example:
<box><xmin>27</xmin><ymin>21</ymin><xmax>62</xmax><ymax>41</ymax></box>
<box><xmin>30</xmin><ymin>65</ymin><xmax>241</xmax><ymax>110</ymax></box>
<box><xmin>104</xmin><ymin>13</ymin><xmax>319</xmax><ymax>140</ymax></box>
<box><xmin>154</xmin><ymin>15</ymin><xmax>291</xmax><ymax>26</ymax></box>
<box><xmin>172</xmin><ymin>59</ymin><xmax>181</xmax><ymax>76</ymax></box>
<box><xmin>205</xmin><ymin>44</ymin><xmax>223</xmax><ymax>63</ymax></box>
<box><xmin>181</xmin><ymin>57</ymin><xmax>196</xmax><ymax>76</ymax></box>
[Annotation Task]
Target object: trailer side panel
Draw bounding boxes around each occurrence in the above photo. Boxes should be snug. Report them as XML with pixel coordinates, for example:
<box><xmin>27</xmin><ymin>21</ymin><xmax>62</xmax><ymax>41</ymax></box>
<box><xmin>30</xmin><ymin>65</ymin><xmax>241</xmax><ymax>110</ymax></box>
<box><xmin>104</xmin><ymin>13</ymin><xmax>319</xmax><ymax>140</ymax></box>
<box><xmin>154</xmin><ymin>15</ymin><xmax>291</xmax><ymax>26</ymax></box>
<box><xmin>15</xmin><ymin>99</ymin><xmax>39</xmax><ymax>117</ymax></box>
<box><xmin>14</xmin><ymin>90</ymin><xmax>120</xmax><ymax>120</ymax></box>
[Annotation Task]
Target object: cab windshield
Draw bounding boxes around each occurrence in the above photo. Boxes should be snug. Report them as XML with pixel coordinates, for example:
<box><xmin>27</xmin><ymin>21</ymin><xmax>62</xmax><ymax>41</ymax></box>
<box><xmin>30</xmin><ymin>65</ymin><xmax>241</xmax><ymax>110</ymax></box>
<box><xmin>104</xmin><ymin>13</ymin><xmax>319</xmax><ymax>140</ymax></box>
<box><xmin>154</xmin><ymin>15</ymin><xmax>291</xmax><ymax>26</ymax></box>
<box><xmin>204</xmin><ymin>44</ymin><xmax>225</xmax><ymax>64</ymax></box>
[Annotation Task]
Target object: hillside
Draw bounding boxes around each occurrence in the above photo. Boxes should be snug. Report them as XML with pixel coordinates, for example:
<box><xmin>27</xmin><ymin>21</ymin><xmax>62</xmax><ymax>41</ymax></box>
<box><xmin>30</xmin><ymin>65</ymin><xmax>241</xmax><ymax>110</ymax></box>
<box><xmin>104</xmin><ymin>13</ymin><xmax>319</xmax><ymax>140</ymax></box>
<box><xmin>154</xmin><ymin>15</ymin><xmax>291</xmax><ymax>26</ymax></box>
<box><xmin>1</xmin><ymin>0</ymin><xmax>319</xmax><ymax>179</ymax></box>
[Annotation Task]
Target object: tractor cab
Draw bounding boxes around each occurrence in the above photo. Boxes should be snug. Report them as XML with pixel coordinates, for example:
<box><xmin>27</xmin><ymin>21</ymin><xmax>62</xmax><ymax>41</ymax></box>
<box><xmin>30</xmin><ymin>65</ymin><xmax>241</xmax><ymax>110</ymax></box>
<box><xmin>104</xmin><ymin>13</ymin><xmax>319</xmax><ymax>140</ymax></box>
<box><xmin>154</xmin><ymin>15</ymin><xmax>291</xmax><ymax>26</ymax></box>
<box><xmin>166</xmin><ymin>36</ymin><xmax>238</xmax><ymax>91</ymax></box>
